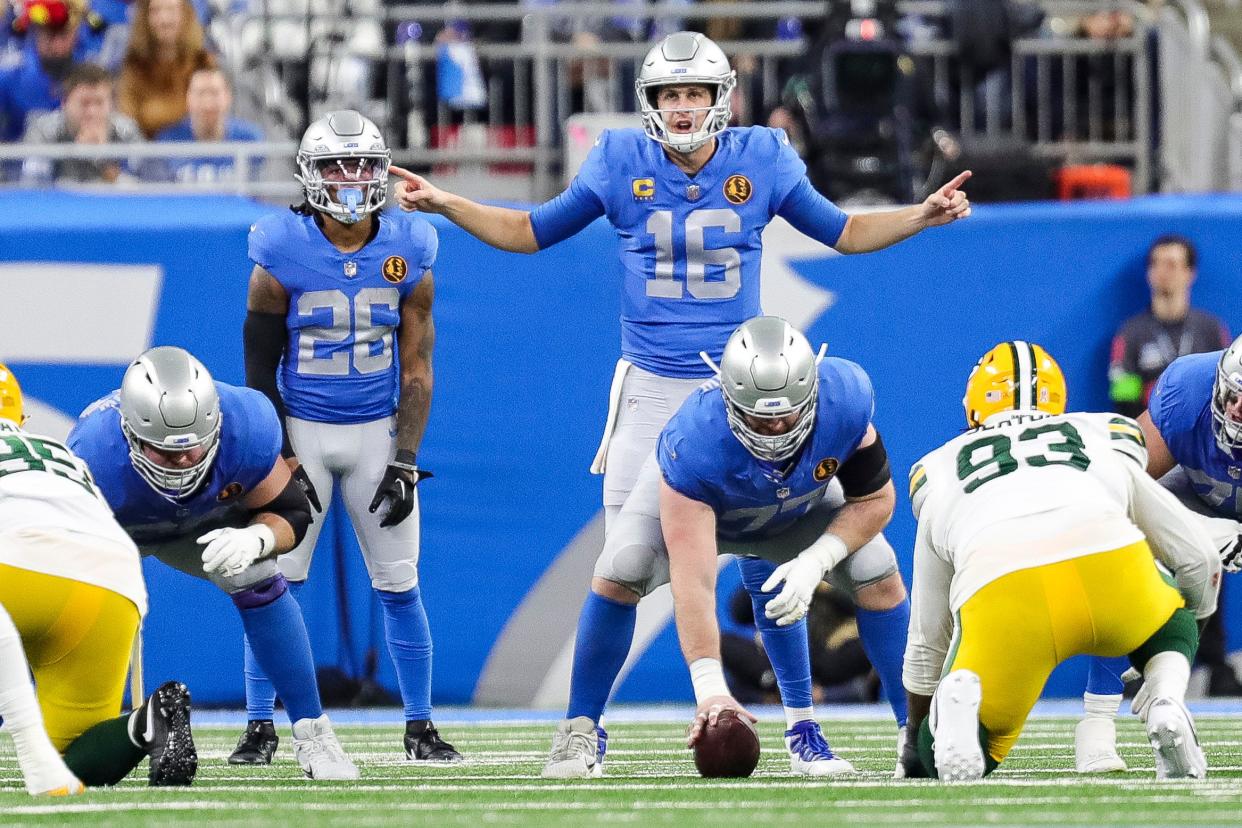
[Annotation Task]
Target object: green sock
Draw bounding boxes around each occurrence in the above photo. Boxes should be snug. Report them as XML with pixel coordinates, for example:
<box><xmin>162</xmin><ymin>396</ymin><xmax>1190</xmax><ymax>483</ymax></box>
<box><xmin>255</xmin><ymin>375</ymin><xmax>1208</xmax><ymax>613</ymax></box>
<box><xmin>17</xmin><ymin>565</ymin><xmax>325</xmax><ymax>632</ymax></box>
<box><xmin>62</xmin><ymin>714</ymin><xmax>146</xmax><ymax>786</ymax></box>
<box><xmin>1130</xmin><ymin>607</ymin><xmax>1199</xmax><ymax>670</ymax></box>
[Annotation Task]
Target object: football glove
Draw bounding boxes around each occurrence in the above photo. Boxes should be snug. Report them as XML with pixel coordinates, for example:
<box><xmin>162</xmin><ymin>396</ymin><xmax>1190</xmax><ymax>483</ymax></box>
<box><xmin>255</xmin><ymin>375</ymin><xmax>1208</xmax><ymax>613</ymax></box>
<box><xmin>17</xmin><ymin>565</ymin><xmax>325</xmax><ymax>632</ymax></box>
<box><xmin>368</xmin><ymin>463</ymin><xmax>433</xmax><ymax>528</ymax></box>
<box><xmin>198</xmin><ymin>525</ymin><xmax>276</xmax><ymax>577</ymax></box>
<box><xmin>290</xmin><ymin>463</ymin><xmax>322</xmax><ymax>513</ymax></box>
<box><xmin>760</xmin><ymin>534</ymin><xmax>850</xmax><ymax>627</ymax></box>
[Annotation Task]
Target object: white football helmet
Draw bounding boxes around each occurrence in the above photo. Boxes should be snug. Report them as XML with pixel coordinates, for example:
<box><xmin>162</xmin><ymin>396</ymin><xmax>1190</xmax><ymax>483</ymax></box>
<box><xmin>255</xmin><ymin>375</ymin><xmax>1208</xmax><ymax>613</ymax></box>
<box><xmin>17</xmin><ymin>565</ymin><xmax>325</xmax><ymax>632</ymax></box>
<box><xmin>635</xmin><ymin>32</ymin><xmax>736</xmax><ymax>154</ymax></box>
<box><xmin>295</xmin><ymin>110</ymin><xmax>391</xmax><ymax>225</ymax></box>
<box><xmin>1213</xmin><ymin>333</ymin><xmax>1242</xmax><ymax>456</ymax></box>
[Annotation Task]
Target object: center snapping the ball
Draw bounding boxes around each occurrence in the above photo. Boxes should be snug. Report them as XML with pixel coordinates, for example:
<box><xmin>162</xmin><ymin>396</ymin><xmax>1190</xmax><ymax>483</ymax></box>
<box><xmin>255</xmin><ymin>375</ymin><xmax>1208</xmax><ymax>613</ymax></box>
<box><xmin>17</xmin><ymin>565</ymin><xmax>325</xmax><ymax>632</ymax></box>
<box><xmin>693</xmin><ymin>708</ymin><xmax>761</xmax><ymax>778</ymax></box>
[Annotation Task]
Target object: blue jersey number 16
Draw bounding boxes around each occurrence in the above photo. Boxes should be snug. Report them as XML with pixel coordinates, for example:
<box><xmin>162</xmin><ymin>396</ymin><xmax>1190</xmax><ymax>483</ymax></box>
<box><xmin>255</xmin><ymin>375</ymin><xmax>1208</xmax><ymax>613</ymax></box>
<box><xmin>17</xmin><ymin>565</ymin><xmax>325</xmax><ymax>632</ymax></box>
<box><xmin>645</xmin><ymin>208</ymin><xmax>742</xmax><ymax>300</ymax></box>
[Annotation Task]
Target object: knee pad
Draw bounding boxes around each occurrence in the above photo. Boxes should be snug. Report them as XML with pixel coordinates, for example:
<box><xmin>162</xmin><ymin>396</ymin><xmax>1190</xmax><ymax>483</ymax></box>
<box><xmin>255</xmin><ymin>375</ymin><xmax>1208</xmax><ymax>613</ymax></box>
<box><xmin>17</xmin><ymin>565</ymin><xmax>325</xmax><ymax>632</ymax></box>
<box><xmin>367</xmin><ymin>560</ymin><xmax>419</xmax><ymax>593</ymax></box>
<box><xmin>832</xmin><ymin>537</ymin><xmax>900</xmax><ymax>598</ymax></box>
<box><xmin>230</xmin><ymin>574</ymin><xmax>289</xmax><ymax>610</ymax></box>
<box><xmin>593</xmin><ymin>514</ymin><xmax>666</xmax><ymax>598</ymax></box>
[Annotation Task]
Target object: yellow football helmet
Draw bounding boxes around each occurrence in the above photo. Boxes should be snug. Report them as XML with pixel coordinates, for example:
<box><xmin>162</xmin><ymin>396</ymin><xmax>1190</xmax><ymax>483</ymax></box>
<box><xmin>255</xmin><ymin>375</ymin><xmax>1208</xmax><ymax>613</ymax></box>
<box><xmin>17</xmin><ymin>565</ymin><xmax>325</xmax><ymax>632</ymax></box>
<box><xmin>0</xmin><ymin>363</ymin><xmax>24</xmax><ymax>426</ymax></box>
<box><xmin>963</xmin><ymin>341</ymin><xmax>1066</xmax><ymax>428</ymax></box>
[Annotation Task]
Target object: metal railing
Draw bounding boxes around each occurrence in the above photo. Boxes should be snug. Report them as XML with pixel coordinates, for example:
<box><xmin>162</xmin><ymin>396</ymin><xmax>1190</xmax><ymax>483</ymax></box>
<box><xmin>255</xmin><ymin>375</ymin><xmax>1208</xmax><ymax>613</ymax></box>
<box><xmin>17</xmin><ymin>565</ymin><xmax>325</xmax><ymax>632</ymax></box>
<box><xmin>4</xmin><ymin>0</ymin><xmax>1238</xmax><ymax>199</ymax></box>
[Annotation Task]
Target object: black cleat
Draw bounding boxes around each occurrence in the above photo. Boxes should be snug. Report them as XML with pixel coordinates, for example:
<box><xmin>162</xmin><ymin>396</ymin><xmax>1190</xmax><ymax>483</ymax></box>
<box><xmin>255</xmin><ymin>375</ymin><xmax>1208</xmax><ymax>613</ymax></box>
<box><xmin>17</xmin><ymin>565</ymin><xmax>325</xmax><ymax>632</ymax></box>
<box><xmin>134</xmin><ymin>681</ymin><xmax>198</xmax><ymax>786</ymax></box>
<box><xmin>228</xmin><ymin>720</ymin><xmax>279</xmax><ymax>765</ymax></box>
<box><xmin>404</xmin><ymin>720</ymin><xmax>462</xmax><ymax>762</ymax></box>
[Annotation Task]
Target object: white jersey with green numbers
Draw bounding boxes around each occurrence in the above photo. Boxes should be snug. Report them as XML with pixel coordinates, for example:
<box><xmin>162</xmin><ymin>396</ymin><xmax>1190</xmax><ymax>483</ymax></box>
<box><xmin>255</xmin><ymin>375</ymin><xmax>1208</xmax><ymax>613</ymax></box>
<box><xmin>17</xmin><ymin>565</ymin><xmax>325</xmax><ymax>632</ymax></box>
<box><xmin>903</xmin><ymin>410</ymin><xmax>1221</xmax><ymax>696</ymax></box>
<box><xmin>0</xmin><ymin>424</ymin><xmax>146</xmax><ymax>614</ymax></box>
<box><xmin>910</xmin><ymin>410</ymin><xmax>1186</xmax><ymax>613</ymax></box>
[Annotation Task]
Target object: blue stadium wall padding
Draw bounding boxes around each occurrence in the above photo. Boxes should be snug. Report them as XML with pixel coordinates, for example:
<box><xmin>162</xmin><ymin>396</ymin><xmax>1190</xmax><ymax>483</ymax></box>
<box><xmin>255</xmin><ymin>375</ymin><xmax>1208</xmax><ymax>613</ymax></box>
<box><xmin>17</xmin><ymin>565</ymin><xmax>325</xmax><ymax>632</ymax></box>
<box><xmin>2</xmin><ymin>190</ymin><xmax>1240</xmax><ymax>704</ymax></box>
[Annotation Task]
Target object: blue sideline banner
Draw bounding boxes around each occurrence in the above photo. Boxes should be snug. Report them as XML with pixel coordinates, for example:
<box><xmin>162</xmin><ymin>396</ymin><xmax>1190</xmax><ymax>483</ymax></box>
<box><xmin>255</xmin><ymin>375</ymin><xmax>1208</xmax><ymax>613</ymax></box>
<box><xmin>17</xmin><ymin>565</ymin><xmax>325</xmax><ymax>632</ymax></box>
<box><xmin>1</xmin><ymin>190</ymin><xmax>1239</xmax><ymax>706</ymax></box>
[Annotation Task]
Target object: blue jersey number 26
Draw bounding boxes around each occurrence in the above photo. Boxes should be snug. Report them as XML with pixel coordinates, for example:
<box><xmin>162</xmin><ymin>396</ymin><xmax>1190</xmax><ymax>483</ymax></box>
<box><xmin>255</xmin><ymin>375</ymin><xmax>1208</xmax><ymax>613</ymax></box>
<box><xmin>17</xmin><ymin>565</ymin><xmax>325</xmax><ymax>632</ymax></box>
<box><xmin>645</xmin><ymin>208</ymin><xmax>742</xmax><ymax>300</ymax></box>
<box><xmin>295</xmin><ymin>287</ymin><xmax>400</xmax><ymax>376</ymax></box>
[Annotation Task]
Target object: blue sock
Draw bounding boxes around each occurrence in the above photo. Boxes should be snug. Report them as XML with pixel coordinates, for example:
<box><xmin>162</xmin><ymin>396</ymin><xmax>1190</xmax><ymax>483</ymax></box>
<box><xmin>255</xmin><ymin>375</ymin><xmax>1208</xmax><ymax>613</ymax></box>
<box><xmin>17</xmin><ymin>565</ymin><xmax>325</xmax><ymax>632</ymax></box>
<box><xmin>233</xmin><ymin>576</ymin><xmax>322</xmax><ymax>724</ymax></box>
<box><xmin>375</xmin><ymin>585</ymin><xmax>434</xmax><ymax>721</ymax></box>
<box><xmin>856</xmin><ymin>599</ymin><xmax>911</xmax><ymax>727</ymax></box>
<box><xmin>1086</xmin><ymin>656</ymin><xmax>1128</xmax><ymax>696</ymax></box>
<box><xmin>565</xmin><ymin>592</ymin><xmax>637</xmax><ymax>722</ymax></box>
<box><xmin>244</xmin><ymin>580</ymin><xmax>304</xmax><ymax>720</ymax></box>
<box><xmin>736</xmin><ymin>556</ymin><xmax>813</xmax><ymax>710</ymax></box>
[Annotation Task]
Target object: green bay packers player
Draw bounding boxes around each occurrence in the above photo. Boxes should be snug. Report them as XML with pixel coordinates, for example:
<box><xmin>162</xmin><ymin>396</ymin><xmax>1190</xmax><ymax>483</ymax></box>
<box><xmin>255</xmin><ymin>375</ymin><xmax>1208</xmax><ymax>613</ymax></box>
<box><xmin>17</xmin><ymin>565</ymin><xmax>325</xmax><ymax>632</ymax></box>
<box><xmin>0</xmin><ymin>365</ymin><xmax>198</xmax><ymax>792</ymax></box>
<box><xmin>901</xmin><ymin>342</ymin><xmax>1219</xmax><ymax>780</ymax></box>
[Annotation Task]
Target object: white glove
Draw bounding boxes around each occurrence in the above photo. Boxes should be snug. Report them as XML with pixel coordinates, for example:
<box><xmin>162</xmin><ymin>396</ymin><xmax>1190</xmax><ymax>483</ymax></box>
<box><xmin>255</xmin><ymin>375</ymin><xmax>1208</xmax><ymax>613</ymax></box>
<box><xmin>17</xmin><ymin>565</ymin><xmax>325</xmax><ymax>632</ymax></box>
<box><xmin>760</xmin><ymin>534</ymin><xmax>850</xmax><ymax>627</ymax></box>
<box><xmin>198</xmin><ymin>525</ymin><xmax>276</xmax><ymax>577</ymax></box>
<box><xmin>1130</xmin><ymin>681</ymin><xmax>1153</xmax><ymax>722</ymax></box>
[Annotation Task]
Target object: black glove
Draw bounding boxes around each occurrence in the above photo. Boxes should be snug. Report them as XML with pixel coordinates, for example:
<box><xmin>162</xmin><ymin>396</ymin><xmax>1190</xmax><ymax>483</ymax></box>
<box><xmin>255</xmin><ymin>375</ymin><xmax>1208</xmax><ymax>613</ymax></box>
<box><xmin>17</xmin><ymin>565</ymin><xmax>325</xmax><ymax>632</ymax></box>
<box><xmin>368</xmin><ymin>458</ymin><xmax>433</xmax><ymax>528</ymax></box>
<box><xmin>1220</xmin><ymin>533</ymin><xmax>1242</xmax><ymax>573</ymax></box>
<box><xmin>290</xmin><ymin>463</ymin><xmax>322</xmax><ymax>513</ymax></box>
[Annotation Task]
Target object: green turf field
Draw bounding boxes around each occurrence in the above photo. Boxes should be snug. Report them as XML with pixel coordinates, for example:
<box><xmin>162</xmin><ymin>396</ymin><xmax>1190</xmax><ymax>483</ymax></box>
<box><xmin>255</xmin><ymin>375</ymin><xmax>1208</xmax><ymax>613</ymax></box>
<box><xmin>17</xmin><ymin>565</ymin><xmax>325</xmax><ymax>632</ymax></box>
<box><xmin>1</xmin><ymin>714</ymin><xmax>1240</xmax><ymax>825</ymax></box>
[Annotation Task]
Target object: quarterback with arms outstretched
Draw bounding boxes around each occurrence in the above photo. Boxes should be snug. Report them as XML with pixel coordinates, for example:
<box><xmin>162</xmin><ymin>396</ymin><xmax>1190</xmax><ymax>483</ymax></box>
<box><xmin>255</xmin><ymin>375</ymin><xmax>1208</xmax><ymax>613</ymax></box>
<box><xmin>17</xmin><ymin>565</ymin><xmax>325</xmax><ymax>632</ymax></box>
<box><xmin>242</xmin><ymin>110</ymin><xmax>458</xmax><ymax>764</ymax></box>
<box><xmin>68</xmin><ymin>347</ymin><xmax>358</xmax><ymax>780</ymax></box>
<box><xmin>902</xmin><ymin>342</ymin><xmax>1218</xmax><ymax>780</ymax></box>
<box><xmin>393</xmin><ymin>31</ymin><xmax>966</xmax><ymax>777</ymax></box>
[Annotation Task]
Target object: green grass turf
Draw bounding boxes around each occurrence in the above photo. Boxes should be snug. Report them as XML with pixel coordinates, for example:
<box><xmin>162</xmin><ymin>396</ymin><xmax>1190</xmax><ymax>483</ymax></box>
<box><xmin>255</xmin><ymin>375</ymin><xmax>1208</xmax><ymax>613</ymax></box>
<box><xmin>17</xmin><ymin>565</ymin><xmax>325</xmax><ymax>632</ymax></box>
<box><xmin>1</xmin><ymin>715</ymin><xmax>1240</xmax><ymax>826</ymax></box>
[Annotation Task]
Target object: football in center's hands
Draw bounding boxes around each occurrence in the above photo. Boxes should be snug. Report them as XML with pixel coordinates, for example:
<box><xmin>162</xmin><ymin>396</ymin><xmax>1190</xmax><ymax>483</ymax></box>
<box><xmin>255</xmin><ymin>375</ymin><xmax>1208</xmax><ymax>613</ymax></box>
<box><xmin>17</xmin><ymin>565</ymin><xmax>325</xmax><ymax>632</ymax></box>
<box><xmin>693</xmin><ymin>709</ymin><xmax>761</xmax><ymax>778</ymax></box>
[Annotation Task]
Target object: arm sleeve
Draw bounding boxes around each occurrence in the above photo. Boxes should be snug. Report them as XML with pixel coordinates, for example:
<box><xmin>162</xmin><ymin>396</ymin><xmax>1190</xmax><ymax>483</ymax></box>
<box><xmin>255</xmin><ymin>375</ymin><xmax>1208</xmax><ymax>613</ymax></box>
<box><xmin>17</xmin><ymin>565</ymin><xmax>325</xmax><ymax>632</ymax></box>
<box><xmin>902</xmin><ymin>518</ymin><xmax>955</xmax><ymax>696</ymax></box>
<box><xmin>776</xmin><ymin>178</ymin><xmax>849</xmax><ymax>249</ymax></box>
<box><xmin>1123</xmin><ymin>459</ymin><xmax>1221</xmax><ymax>619</ymax></box>
<box><xmin>529</xmin><ymin>134</ymin><xmax>610</xmax><ymax>249</ymax></box>
<box><xmin>243</xmin><ymin>311</ymin><xmax>293</xmax><ymax>458</ymax></box>
<box><xmin>529</xmin><ymin>175</ymin><xmax>608</xmax><ymax>250</ymax></box>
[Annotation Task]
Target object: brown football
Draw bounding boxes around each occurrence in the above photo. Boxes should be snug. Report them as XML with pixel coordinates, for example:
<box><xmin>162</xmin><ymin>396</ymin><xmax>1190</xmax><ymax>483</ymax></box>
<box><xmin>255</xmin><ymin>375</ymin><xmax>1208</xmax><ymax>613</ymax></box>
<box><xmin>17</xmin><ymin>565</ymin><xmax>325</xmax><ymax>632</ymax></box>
<box><xmin>693</xmin><ymin>708</ymin><xmax>761</xmax><ymax>778</ymax></box>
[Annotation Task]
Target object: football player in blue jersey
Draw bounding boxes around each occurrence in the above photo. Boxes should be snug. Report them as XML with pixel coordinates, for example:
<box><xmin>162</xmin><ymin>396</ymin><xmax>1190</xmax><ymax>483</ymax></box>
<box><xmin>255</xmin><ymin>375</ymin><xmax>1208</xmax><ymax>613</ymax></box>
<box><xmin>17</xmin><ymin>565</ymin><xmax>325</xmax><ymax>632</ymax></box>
<box><xmin>1076</xmin><ymin>334</ymin><xmax>1242</xmax><ymax>772</ymax></box>
<box><xmin>68</xmin><ymin>347</ymin><xmax>359</xmax><ymax>781</ymax></box>
<box><xmin>581</xmin><ymin>316</ymin><xmax>906</xmax><ymax>777</ymax></box>
<box><xmin>241</xmin><ymin>110</ymin><xmax>459</xmax><ymax>764</ymax></box>
<box><xmin>392</xmin><ymin>31</ymin><xmax>958</xmax><ymax>777</ymax></box>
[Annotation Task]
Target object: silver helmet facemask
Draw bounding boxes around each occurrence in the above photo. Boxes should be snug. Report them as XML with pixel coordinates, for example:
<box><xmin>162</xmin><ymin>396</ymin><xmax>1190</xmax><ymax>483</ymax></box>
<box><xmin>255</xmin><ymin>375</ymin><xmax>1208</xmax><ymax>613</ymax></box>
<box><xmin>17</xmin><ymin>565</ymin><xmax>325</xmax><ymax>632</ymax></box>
<box><xmin>119</xmin><ymin>347</ymin><xmax>222</xmax><ymax>501</ymax></box>
<box><xmin>636</xmin><ymin>32</ymin><xmax>736</xmax><ymax>154</ymax></box>
<box><xmin>1213</xmin><ymin>335</ymin><xmax>1242</xmax><ymax>456</ymax></box>
<box><xmin>295</xmin><ymin>110</ymin><xmax>391</xmax><ymax>225</ymax></box>
<box><xmin>702</xmin><ymin>317</ymin><xmax>827</xmax><ymax>463</ymax></box>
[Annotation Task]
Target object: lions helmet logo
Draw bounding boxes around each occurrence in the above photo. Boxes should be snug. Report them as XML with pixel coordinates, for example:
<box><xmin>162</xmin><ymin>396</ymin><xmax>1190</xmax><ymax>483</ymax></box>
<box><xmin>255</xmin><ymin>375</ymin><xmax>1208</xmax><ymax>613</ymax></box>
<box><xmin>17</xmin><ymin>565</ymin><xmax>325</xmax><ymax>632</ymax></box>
<box><xmin>382</xmin><ymin>255</ymin><xmax>409</xmax><ymax>283</ymax></box>
<box><xmin>217</xmin><ymin>482</ymin><xmax>244</xmax><ymax>502</ymax></box>
<box><xmin>813</xmin><ymin>457</ymin><xmax>839</xmax><ymax>482</ymax></box>
<box><xmin>723</xmin><ymin>175</ymin><xmax>752</xmax><ymax>205</ymax></box>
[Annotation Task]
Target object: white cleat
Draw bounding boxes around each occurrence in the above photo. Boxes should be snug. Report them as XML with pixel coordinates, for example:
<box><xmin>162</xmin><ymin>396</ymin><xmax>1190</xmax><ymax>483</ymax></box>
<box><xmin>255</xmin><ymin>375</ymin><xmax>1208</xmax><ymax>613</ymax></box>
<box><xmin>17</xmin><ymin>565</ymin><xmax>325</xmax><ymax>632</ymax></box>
<box><xmin>784</xmin><ymin>720</ymin><xmax>855</xmax><ymax>776</ymax></box>
<box><xmin>933</xmin><ymin>669</ymin><xmax>985</xmax><ymax>782</ymax></box>
<box><xmin>541</xmin><ymin>716</ymin><xmax>601</xmax><ymax>779</ymax></box>
<box><xmin>291</xmin><ymin>714</ymin><xmax>360</xmax><ymax>780</ymax></box>
<box><xmin>1075</xmin><ymin>717</ymin><xmax>1127</xmax><ymax>773</ymax></box>
<box><xmin>1145</xmin><ymin>698</ymin><xmax>1207</xmax><ymax>780</ymax></box>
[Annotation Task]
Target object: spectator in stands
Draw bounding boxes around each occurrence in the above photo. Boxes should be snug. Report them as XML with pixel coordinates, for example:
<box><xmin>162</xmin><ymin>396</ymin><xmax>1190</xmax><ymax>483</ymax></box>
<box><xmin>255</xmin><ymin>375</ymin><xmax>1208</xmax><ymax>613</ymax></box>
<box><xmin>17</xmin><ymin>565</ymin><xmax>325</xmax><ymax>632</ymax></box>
<box><xmin>20</xmin><ymin>61</ymin><xmax>143</xmax><ymax>183</ymax></box>
<box><xmin>0</xmin><ymin>0</ymin><xmax>94</xmax><ymax>141</ymax></box>
<box><xmin>117</xmin><ymin>0</ymin><xmax>214</xmax><ymax>138</ymax></box>
<box><xmin>1109</xmin><ymin>235</ymin><xmax>1230</xmax><ymax>418</ymax></box>
<box><xmin>153</xmin><ymin>66</ymin><xmax>261</xmax><ymax>182</ymax></box>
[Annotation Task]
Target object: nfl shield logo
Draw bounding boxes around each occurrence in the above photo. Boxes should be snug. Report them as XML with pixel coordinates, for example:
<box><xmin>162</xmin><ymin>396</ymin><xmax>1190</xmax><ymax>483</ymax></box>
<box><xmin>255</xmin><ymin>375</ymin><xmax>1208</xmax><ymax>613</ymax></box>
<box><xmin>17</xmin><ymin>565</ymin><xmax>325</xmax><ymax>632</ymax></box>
<box><xmin>343</xmin><ymin>261</ymin><xmax>357</xmax><ymax>278</ymax></box>
<box><xmin>776</xmin><ymin>487</ymin><xmax>790</xmax><ymax>499</ymax></box>
<box><xmin>1230</xmin><ymin>467</ymin><xmax>1241</xmax><ymax>480</ymax></box>
<box><xmin>686</xmin><ymin>184</ymin><xmax>702</xmax><ymax>201</ymax></box>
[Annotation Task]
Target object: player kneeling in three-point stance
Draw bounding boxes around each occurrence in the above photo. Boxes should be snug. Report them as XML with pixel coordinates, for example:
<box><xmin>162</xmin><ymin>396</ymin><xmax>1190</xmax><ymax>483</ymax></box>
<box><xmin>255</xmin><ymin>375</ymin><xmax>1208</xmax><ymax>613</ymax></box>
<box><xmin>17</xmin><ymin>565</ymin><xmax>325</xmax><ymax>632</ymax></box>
<box><xmin>68</xmin><ymin>347</ymin><xmax>358</xmax><ymax>780</ymax></box>
<box><xmin>0</xmin><ymin>365</ymin><xmax>197</xmax><ymax>793</ymax></box>
<box><xmin>901</xmin><ymin>342</ymin><xmax>1218</xmax><ymax>780</ymax></box>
